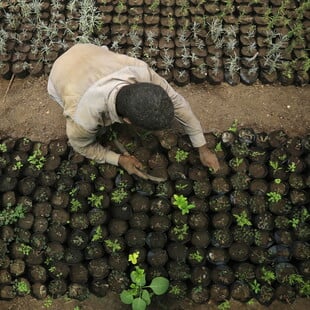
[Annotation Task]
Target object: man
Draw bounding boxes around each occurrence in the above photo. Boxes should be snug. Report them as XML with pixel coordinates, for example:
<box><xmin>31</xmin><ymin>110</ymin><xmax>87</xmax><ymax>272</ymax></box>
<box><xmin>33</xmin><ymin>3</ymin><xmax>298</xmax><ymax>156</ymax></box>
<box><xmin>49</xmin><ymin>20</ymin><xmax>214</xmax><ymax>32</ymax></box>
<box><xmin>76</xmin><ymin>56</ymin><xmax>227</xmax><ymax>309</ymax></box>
<box><xmin>48</xmin><ymin>44</ymin><xmax>219</xmax><ymax>178</ymax></box>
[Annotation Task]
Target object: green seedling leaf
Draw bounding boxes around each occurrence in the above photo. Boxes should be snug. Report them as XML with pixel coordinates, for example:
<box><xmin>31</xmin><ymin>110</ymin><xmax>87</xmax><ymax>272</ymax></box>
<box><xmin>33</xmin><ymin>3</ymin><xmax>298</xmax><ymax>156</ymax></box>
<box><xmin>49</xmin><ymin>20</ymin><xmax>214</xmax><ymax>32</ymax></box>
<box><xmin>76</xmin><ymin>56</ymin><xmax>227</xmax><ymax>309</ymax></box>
<box><xmin>149</xmin><ymin>277</ymin><xmax>169</xmax><ymax>295</ymax></box>
<box><xmin>142</xmin><ymin>289</ymin><xmax>151</xmax><ymax>305</ymax></box>
<box><xmin>132</xmin><ymin>297</ymin><xmax>147</xmax><ymax>310</ymax></box>
<box><xmin>131</xmin><ymin>267</ymin><xmax>146</xmax><ymax>286</ymax></box>
<box><xmin>120</xmin><ymin>290</ymin><xmax>134</xmax><ymax>304</ymax></box>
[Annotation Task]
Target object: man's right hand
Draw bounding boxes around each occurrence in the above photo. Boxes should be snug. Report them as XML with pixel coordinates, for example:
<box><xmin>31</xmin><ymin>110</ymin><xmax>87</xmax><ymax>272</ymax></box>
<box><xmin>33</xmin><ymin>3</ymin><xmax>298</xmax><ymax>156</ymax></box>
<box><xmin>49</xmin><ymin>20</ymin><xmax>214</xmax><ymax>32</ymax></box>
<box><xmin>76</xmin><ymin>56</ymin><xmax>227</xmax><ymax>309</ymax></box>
<box><xmin>118</xmin><ymin>154</ymin><xmax>148</xmax><ymax>179</ymax></box>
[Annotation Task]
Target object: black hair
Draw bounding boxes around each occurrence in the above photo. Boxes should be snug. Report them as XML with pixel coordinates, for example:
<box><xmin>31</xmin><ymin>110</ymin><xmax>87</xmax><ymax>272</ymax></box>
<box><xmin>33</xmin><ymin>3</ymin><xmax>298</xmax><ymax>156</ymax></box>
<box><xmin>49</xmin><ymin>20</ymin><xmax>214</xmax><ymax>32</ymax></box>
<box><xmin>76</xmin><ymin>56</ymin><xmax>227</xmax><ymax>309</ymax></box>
<box><xmin>116</xmin><ymin>83</ymin><xmax>174</xmax><ymax>130</ymax></box>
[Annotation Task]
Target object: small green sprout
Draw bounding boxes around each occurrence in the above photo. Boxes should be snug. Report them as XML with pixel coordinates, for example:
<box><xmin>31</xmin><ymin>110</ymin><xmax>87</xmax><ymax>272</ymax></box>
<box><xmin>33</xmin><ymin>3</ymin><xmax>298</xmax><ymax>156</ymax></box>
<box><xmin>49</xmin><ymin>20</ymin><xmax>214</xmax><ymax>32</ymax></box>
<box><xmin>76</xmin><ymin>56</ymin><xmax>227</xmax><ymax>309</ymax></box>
<box><xmin>70</xmin><ymin>198</ymin><xmax>82</xmax><ymax>212</ymax></box>
<box><xmin>128</xmin><ymin>251</ymin><xmax>140</xmax><ymax>265</ymax></box>
<box><xmin>43</xmin><ymin>296</ymin><xmax>53</xmax><ymax>308</ymax></box>
<box><xmin>92</xmin><ymin>226</ymin><xmax>103</xmax><ymax>242</ymax></box>
<box><xmin>111</xmin><ymin>188</ymin><xmax>128</xmax><ymax>204</ymax></box>
<box><xmin>228</xmin><ymin>119</ymin><xmax>238</xmax><ymax>132</ymax></box>
<box><xmin>172</xmin><ymin>194</ymin><xmax>195</xmax><ymax>215</ymax></box>
<box><xmin>90</xmin><ymin>173</ymin><xmax>96</xmax><ymax>181</ymax></box>
<box><xmin>13</xmin><ymin>279</ymin><xmax>30</xmax><ymax>295</ymax></box>
<box><xmin>261</xmin><ymin>267</ymin><xmax>276</xmax><ymax>285</ymax></box>
<box><xmin>288</xmin><ymin>274</ymin><xmax>304</xmax><ymax>286</ymax></box>
<box><xmin>287</xmin><ymin>162</ymin><xmax>296</xmax><ymax>172</ymax></box>
<box><xmin>174</xmin><ymin>149</ymin><xmax>189</xmax><ymax>163</ymax></box>
<box><xmin>218</xmin><ymin>300</ymin><xmax>230</xmax><ymax>310</ymax></box>
<box><xmin>274</xmin><ymin>178</ymin><xmax>282</xmax><ymax>184</ymax></box>
<box><xmin>267</xmin><ymin>191</ymin><xmax>282</xmax><ymax>203</ymax></box>
<box><xmin>12</xmin><ymin>161</ymin><xmax>23</xmax><ymax>170</ymax></box>
<box><xmin>172</xmin><ymin>224</ymin><xmax>189</xmax><ymax>241</ymax></box>
<box><xmin>269</xmin><ymin>161</ymin><xmax>281</xmax><ymax>171</ymax></box>
<box><xmin>215</xmin><ymin>142</ymin><xmax>223</xmax><ymax>152</ymax></box>
<box><xmin>233</xmin><ymin>211</ymin><xmax>252</xmax><ymax>227</ymax></box>
<box><xmin>189</xmin><ymin>250</ymin><xmax>204</xmax><ymax>263</ymax></box>
<box><xmin>250</xmin><ymin>279</ymin><xmax>261</xmax><ymax>294</ymax></box>
<box><xmin>18</xmin><ymin>243</ymin><xmax>32</xmax><ymax>256</ymax></box>
<box><xmin>0</xmin><ymin>143</ymin><xmax>7</xmax><ymax>152</ymax></box>
<box><xmin>289</xmin><ymin>217</ymin><xmax>300</xmax><ymax>229</ymax></box>
<box><xmin>28</xmin><ymin>148</ymin><xmax>46</xmax><ymax>170</ymax></box>
<box><xmin>0</xmin><ymin>204</ymin><xmax>26</xmax><ymax>226</ymax></box>
<box><xmin>104</xmin><ymin>239</ymin><xmax>121</xmax><ymax>253</ymax></box>
<box><xmin>88</xmin><ymin>193</ymin><xmax>104</xmax><ymax>208</ymax></box>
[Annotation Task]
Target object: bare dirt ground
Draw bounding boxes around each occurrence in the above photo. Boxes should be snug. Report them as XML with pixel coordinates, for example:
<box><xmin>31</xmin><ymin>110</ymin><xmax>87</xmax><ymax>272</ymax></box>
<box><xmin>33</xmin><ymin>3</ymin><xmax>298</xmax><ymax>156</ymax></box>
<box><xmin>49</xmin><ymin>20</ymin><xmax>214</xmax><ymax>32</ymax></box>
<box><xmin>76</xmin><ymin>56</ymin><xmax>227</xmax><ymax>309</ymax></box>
<box><xmin>0</xmin><ymin>76</ymin><xmax>309</xmax><ymax>310</ymax></box>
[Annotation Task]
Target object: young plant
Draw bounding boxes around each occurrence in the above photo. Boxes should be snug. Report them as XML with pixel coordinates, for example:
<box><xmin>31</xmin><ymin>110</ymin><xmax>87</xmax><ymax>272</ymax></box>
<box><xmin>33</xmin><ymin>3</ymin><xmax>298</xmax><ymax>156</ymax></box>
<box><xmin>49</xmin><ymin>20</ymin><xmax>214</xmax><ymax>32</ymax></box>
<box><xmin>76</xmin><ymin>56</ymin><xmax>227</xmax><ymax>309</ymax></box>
<box><xmin>189</xmin><ymin>250</ymin><xmax>204</xmax><ymax>263</ymax></box>
<box><xmin>104</xmin><ymin>239</ymin><xmax>121</xmax><ymax>253</ymax></box>
<box><xmin>88</xmin><ymin>193</ymin><xmax>104</xmax><ymax>208</ymax></box>
<box><xmin>0</xmin><ymin>204</ymin><xmax>26</xmax><ymax>226</ymax></box>
<box><xmin>174</xmin><ymin>149</ymin><xmax>189</xmax><ymax>163</ymax></box>
<box><xmin>18</xmin><ymin>243</ymin><xmax>32</xmax><ymax>256</ymax></box>
<box><xmin>261</xmin><ymin>267</ymin><xmax>276</xmax><ymax>285</ymax></box>
<box><xmin>120</xmin><ymin>266</ymin><xmax>169</xmax><ymax>310</ymax></box>
<box><xmin>172</xmin><ymin>194</ymin><xmax>195</xmax><ymax>215</ymax></box>
<box><xmin>43</xmin><ymin>296</ymin><xmax>53</xmax><ymax>308</ymax></box>
<box><xmin>172</xmin><ymin>224</ymin><xmax>189</xmax><ymax>241</ymax></box>
<box><xmin>287</xmin><ymin>162</ymin><xmax>296</xmax><ymax>172</ymax></box>
<box><xmin>13</xmin><ymin>279</ymin><xmax>31</xmax><ymax>295</ymax></box>
<box><xmin>228</xmin><ymin>119</ymin><xmax>238</xmax><ymax>132</ymax></box>
<box><xmin>28</xmin><ymin>148</ymin><xmax>46</xmax><ymax>170</ymax></box>
<box><xmin>250</xmin><ymin>279</ymin><xmax>261</xmax><ymax>294</ymax></box>
<box><xmin>233</xmin><ymin>211</ymin><xmax>252</xmax><ymax>227</ymax></box>
<box><xmin>128</xmin><ymin>251</ymin><xmax>140</xmax><ymax>265</ymax></box>
<box><xmin>0</xmin><ymin>143</ymin><xmax>7</xmax><ymax>152</ymax></box>
<box><xmin>70</xmin><ymin>198</ymin><xmax>83</xmax><ymax>212</ymax></box>
<box><xmin>92</xmin><ymin>225</ymin><xmax>103</xmax><ymax>242</ymax></box>
<box><xmin>269</xmin><ymin>160</ymin><xmax>282</xmax><ymax>172</ymax></box>
<box><xmin>12</xmin><ymin>161</ymin><xmax>23</xmax><ymax>170</ymax></box>
<box><xmin>218</xmin><ymin>300</ymin><xmax>230</xmax><ymax>310</ymax></box>
<box><xmin>215</xmin><ymin>142</ymin><xmax>223</xmax><ymax>152</ymax></box>
<box><xmin>267</xmin><ymin>191</ymin><xmax>282</xmax><ymax>203</ymax></box>
<box><xmin>111</xmin><ymin>187</ymin><xmax>128</xmax><ymax>204</ymax></box>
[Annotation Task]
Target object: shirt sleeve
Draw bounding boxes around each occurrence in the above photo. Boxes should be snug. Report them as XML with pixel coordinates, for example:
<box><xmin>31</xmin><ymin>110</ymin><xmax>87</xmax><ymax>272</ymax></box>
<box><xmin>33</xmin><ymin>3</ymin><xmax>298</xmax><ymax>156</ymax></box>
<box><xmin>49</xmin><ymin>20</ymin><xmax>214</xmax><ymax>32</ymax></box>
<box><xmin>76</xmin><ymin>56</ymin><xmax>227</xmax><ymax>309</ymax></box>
<box><xmin>147</xmin><ymin>67</ymin><xmax>206</xmax><ymax>148</ymax></box>
<box><xmin>66</xmin><ymin>118</ymin><xmax>120</xmax><ymax>166</ymax></box>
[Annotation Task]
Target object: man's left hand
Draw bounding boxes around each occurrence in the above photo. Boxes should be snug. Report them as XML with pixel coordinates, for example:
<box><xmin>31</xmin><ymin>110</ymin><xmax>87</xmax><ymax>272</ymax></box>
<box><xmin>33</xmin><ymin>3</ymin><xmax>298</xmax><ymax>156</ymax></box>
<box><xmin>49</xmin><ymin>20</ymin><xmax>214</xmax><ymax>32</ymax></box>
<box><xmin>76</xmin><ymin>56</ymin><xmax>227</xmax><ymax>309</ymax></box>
<box><xmin>198</xmin><ymin>144</ymin><xmax>220</xmax><ymax>172</ymax></box>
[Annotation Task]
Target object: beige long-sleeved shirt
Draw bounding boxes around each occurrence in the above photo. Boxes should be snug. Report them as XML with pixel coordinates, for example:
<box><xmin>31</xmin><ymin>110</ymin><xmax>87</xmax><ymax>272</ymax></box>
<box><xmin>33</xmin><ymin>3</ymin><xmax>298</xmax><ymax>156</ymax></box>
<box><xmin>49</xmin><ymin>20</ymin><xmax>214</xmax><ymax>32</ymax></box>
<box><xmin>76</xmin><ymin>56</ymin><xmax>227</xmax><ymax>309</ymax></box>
<box><xmin>48</xmin><ymin>43</ymin><xmax>206</xmax><ymax>166</ymax></box>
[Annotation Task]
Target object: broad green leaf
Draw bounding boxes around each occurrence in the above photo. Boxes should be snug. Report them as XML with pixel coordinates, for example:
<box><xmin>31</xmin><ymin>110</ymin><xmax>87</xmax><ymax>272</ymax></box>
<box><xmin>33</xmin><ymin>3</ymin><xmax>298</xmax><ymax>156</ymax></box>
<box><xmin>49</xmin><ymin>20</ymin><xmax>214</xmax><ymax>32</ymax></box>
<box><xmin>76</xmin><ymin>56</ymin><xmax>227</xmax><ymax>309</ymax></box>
<box><xmin>149</xmin><ymin>277</ymin><xmax>169</xmax><ymax>295</ymax></box>
<box><xmin>141</xmin><ymin>289</ymin><xmax>151</xmax><ymax>305</ymax></box>
<box><xmin>120</xmin><ymin>290</ymin><xmax>134</xmax><ymax>304</ymax></box>
<box><xmin>132</xmin><ymin>297</ymin><xmax>147</xmax><ymax>310</ymax></box>
<box><xmin>131</xmin><ymin>268</ymin><xmax>146</xmax><ymax>286</ymax></box>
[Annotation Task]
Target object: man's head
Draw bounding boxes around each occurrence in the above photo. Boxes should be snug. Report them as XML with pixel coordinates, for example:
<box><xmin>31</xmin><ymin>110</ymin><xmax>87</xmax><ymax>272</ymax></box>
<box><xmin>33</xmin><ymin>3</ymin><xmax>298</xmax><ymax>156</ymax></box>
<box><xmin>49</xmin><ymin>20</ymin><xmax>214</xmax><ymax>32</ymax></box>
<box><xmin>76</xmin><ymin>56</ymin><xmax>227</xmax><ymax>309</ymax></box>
<box><xmin>116</xmin><ymin>83</ymin><xmax>174</xmax><ymax>130</ymax></box>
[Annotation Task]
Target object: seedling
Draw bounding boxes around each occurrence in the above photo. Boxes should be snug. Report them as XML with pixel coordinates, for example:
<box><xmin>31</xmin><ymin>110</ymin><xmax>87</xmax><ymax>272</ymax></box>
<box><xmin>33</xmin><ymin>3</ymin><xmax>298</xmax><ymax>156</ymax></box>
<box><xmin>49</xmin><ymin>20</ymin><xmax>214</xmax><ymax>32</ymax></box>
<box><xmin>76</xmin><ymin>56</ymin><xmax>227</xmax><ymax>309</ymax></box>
<box><xmin>28</xmin><ymin>148</ymin><xmax>46</xmax><ymax>170</ymax></box>
<box><xmin>70</xmin><ymin>198</ymin><xmax>82</xmax><ymax>212</ymax></box>
<box><xmin>172</xmin><ymin>194</ymin><xmax>195</xmax><ymax>215</ymax></box>
<box><xmin>88</xmin><ymin>193</ymin><xmax>104</xmax><ymax>208</ymax></box>
<box><xmin>267</xmin><ymin>191</ymin><xmax>282</xmax><ymax>203</ymax></box>
<box><xmin>129</xmin><ymin>251</ymin><xmax>140</xmax><ymax>265</ymax></box>
<box><xmin>18</xmin><ymin>243</ymin><xmax>32</xmax><ymax>256</ymax></box>
<box><xmin>269</xmin><ymin>161</ymin><xmax>281</xmax><ymax>171</ymax></box>
<box><xmin>111</xmin><ymin>188</ymin><xmax>128</xmax><ymax>204</ymax></box>
<box><xmin>287</xmin><ymin>162</ymin><xmax>296</xmax><ymax>172</ymax></box>
<box><xmin>250</xmin><ymin>279</ymin><xmax>261</xmax><ymax>294</ymax></box>
<box><xmin>274</xmin><ymin>178</ymin><xmax>282</xmax><ymax>184</ymax></box>
<box><xmin>175</xmin><ymin>183</ymin><xmax>188</xmax><ymax>191</ymax></box>
<box><xmin>12</xmin><ymin>161</ymin><xmax>23</xmax><ymax>170</ymax></box>
<box><xmin>218</xmin><ymin>300</ymin><xmax>230</xmax><ymax>310</ymax></box>
<box><xmin>289</xmin><ymin>217</ymin><xmax>300</xmax><ymax>229</ymax></box>
<box><xmin>174</xmin><ymin>149</ymin><xmax>189</xmax><ymax>163</ymax></box>
<box><xmin>104</xmin><ymin>239</ymin><xmax>121</xmax><ymax>253</ymax></box>
<box><xmin>230</xmin><ymin>157</ymin><xmax>243</xmax><ymax>168</ymax></box>
<box><xmin>120</xmin><ymin>266</ymin><xmax>169</xmax><ymax>310</ymax></box>
<box><xmin>43</xmin><ymin>296</ymin><xmax>53</xmax><ymax>308</ymax></box>
<box><xmin>92</xmin><ymin>226</ymin><xmax>103</xmax><ymax>242</ymax></box>
<box><xmin>228</xmin><ymin>119</ymin><xmax>238</xmax><ymax>132</ymax></box>
<box><xmin>13</xmin><ymin>279</ymin><xmax>30</xmax><ymax>295</ymax></box>
<box><xmin>261</xmin><ymin>267</ymin><xmax>276</xmax><ymax>285</ymax></box>
<box><xmin>0</xmin><ymin>204</ymin><xmax>26</xmax><ymax>226</ymax></box>
<box><xmin>288</xmin><ymin>274</ymin><xmax>304</xmax><ymax>286</ymax></box>
<box><xmin>0</xmin><ymin>143</ymin><xmax>7</xmax><ymax>152</ymax></box>
<box><xmin>215</xmin><ymin>142</ymin><xmax>223</xmax><ymax>152</ymax></box>
<box><xmin>189</xmin><ymin>250</ymin><xmax>204</xmax><ymax>263</ymax></box>
<box><xmin>90</xmin><ymin>173</ymin><xmax>96</xmax><ymax>181</ymax></box>
<box><xmin>233</xmin><ymin>211</ymin><xmax>252</xmax><ymax>227</ymax></box>
<box><xmin>172</xmin><ymin>224</ymin><xmax>189</xmax><ymax>241</ymax></box>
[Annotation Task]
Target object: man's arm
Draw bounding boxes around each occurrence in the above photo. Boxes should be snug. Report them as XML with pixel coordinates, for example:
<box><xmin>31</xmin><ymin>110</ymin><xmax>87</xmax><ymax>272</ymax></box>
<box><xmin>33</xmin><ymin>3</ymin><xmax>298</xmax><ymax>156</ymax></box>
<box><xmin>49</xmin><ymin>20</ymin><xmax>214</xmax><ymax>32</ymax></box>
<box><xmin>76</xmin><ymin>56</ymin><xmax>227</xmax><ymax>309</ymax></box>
<box><xmin>66</xmin><ymin>118</ymin><xmax>120</xmax><ymax>165</ymax></box>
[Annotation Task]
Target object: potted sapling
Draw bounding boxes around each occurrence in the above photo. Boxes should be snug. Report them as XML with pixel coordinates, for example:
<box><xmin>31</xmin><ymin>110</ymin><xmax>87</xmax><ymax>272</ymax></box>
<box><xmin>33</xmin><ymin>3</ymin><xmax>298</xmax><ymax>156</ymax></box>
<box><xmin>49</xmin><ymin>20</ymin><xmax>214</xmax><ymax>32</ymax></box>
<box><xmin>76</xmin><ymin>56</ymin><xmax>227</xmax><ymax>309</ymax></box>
<box><xmin>120</xmin><ymin>251</ymin><xmax>169</xmax><ymax>310</ymax></box>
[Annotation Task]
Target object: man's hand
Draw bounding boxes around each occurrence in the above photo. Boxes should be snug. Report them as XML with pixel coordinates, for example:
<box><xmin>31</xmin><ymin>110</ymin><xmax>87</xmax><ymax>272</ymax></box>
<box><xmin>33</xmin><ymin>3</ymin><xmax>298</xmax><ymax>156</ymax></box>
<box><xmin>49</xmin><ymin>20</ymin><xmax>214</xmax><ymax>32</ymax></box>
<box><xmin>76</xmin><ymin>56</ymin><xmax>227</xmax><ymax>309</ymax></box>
<box><xmin>118</xmin><ymin>154</ymin><xmax>148</xmax><ymax>179</ymax></box>
<box><xmin>198</xmin><ymin>144</ymin><xmax>220</xmax><ymax>172</ymax></box>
